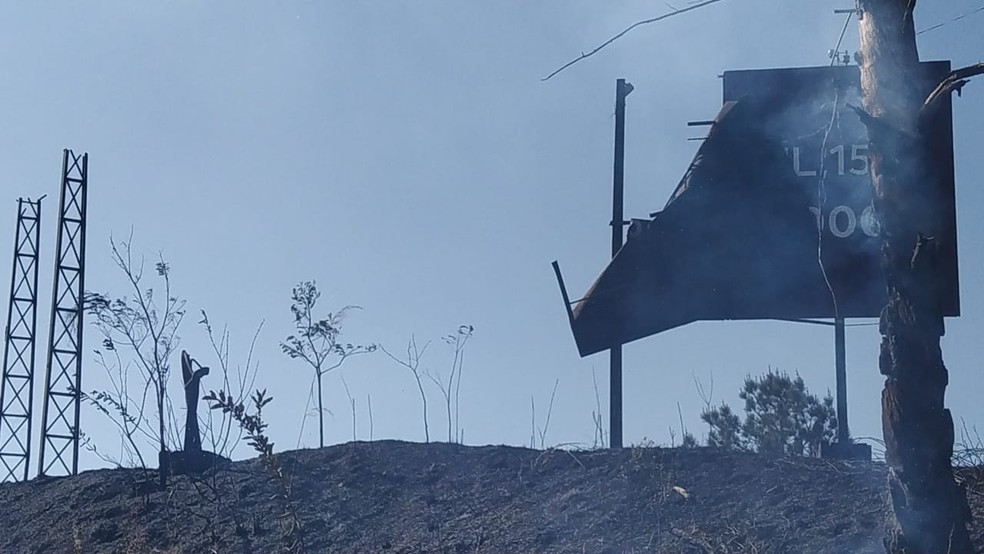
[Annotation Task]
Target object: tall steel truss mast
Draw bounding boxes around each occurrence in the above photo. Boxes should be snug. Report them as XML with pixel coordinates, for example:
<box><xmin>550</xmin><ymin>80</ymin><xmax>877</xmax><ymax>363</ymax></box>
<box><xmin>38</xmin><ymin>150</ymin><xmax>88</xmax><ymax>477</ymax></box>
<box><xmin>0</xmin><ymin>198</ymin><xmax>43</xmax><ymax>481</ymax></box>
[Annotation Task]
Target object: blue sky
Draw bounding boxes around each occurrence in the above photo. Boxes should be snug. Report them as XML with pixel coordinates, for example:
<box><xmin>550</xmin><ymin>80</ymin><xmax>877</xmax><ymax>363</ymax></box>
<box><xmin>0</xmin><ymin>1</ymin><xmax>982</xmax><ymax>470</ymax></box>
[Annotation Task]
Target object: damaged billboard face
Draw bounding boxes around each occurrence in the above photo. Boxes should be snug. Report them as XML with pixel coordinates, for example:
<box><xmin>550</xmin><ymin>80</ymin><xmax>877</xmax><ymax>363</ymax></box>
<box><xmin>568</xmin><ymin>62</ymin><xmax>958</xmax><ymax>357</ymax></box>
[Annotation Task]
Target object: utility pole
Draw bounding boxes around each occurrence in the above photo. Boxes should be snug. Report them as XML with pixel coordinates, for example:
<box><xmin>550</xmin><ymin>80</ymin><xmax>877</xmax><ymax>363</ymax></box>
<box><xmin>609</xmin><ymin>78</ymin><xmax>633</xmax><ymax>449</ymax></box>
<box><xmin>857</xmin><ymin>1</ymin><xmax>980</xmax><ymax>551</ymax></box>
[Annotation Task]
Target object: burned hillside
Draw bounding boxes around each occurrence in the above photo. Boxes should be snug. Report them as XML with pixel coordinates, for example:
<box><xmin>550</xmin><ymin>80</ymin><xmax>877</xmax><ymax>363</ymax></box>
<box><xmin>1</xmin><ymin>441</ymin><xmax>983</xmax><ymax>553</ymax></box>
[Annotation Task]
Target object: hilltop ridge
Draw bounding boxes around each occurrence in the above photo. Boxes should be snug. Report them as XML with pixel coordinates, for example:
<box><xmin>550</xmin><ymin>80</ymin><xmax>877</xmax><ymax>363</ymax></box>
<box><xmin>0</xmin><ymin>441</ymin><xmax>981</xmax><ymax>553</ymax></box>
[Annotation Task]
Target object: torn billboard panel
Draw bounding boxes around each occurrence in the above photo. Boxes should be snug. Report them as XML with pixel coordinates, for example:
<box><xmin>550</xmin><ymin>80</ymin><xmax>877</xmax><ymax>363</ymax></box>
<box><xmin>568</xmin><ymin>63</ymin><xmax>957</xmax><ymax>357</ymax></box>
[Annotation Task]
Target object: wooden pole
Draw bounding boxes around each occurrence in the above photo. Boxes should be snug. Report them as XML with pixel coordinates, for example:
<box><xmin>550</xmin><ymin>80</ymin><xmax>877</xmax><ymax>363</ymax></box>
<box><xmin>857</xmin><ymin>1</ymin><xmax>972</xmax><ymax>550</ymax></box>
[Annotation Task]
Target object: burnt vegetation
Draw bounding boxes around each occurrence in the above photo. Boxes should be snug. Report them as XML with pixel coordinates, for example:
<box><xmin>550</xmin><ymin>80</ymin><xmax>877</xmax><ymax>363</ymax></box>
<box><xmin>52</xmin><ymin>238</ymin><xmax>971</xmax><ymax>554</ymax></box>
<box><xmin>0</xmin><ymin>440</ymin><xmax>981</xmax><ymax>553</ymax></box>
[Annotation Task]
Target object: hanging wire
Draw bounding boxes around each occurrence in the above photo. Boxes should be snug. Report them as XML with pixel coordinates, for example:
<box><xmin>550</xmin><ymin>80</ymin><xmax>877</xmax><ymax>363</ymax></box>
<box><xmin>816</xmin><ymin>11</ymin><xmax>855</xmax><ymax>319</ymax></box>
<box><xmin>815</xmin><ymin>88</ymin><xmax>842</xmax><ymax>320</ymax></box>
<box><xmin>917</xmin><ymin>5</ymin><xmax>984</xmax><ymax>35</ymax></box>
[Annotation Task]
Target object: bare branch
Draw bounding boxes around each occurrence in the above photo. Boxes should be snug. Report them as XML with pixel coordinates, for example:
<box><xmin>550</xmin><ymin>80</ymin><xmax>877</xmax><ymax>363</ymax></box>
<box><xmin>921</xmin><ymin>63</ymin><xmax>984</xmax><ymax>119</ymax></box>
<box><xmin>542</xmin><ymin>0</ymin><xmax>727</xmax><ymax>81</ymax></box>
<box><xmin>340</xmin><ymin>373</ymin><xmax>357</xmax><ymax>442</ymax></box>
<box><xmin>199</xmin><ymin>311</ymin><xmax>264</xmax><ymax>458</ymax></box>
<box><xmin>538</xmin><ymin>378</ymin><xmax>560</xmax><ymax>449</ymax></box>
<box><xmin>381</xmin><ymin>337</ymin><xmax>432</xmax><ymax>443</ymax></box>
<box><xmin>87</xmin><ymin>237</ymin><xmax>184</xmax><ymax>463</ymax></box>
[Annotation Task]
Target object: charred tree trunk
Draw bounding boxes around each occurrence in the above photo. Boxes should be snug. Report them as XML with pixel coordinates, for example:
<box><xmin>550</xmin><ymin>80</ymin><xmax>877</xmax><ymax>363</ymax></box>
<box><xmin>857</xmin><ymin>1</ymin><xmax>972</xmax><ymax>551</ymax></box>
<box><xmin>181</xmin><ymin>350</ymin><xmax>209</xmax><ymax>453</ymax></box>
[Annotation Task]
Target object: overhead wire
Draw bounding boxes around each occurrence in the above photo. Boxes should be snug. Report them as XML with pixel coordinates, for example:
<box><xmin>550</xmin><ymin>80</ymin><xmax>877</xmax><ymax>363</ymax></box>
<box><xmin>917</xmin><ymin>5</ymin><xmax>984</xmax><ymax>35</ymax></box>
<box><xmin>542</xmin><ymin>0</ymin><xmax>728</xmax><ymax>80</ymax></box>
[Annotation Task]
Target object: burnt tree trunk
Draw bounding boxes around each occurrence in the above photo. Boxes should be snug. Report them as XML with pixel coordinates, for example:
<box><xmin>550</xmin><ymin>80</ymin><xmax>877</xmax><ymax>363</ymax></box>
<box><xmin>182</xmin><ymin>350</ymin><xmax>209</xmax><ymax>453</ymax></box>
<box><xmin>857</xmin><ymin>1</ymin><xmax>972</xmax><ymax>551</ymax></box>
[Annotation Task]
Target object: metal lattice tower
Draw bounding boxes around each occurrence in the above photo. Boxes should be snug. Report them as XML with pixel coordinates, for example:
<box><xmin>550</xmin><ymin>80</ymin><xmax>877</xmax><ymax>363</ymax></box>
<box><xmin>0</xmin><ymin>198</ymin><xmax>43</xmax><ymax>481</ymax></box>
<box><xmin>39</xmin><ymin>150</ymin><xmax>88</xmax><ymax>477</ymax></box>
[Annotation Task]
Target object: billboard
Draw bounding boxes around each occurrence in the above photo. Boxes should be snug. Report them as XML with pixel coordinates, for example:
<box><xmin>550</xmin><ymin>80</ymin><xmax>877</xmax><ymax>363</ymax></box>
<box><xmin>567</xmin><ymin>62</ymin><xmax>958</xmax><ymax>357</ymax></box>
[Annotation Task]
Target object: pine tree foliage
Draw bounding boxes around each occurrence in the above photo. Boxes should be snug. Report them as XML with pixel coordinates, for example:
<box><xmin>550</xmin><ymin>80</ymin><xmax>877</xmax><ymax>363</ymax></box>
<box><xmin>701</xmin><ymin>403</ymin><xmax>745</xmax><ymax>451</ymax></box>
<box><xmin>701</xmin><ymin>369</ymin><xmax>837</xmax><ymax>457</ymax></box>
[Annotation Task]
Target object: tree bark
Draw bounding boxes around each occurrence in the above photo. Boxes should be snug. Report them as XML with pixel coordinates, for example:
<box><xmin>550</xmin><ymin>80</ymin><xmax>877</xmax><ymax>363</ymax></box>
<box><xmin>857</xmin><ymin>1</ymin><xmax>972</xmax><ymax>551</ymax></box>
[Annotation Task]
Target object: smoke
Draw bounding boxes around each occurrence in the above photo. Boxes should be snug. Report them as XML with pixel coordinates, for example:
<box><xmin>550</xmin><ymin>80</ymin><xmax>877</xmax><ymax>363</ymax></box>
<box><xmin>569</xmin><ymin>62</ymin><xmax>958</xmax><ymax>356</ymax></box>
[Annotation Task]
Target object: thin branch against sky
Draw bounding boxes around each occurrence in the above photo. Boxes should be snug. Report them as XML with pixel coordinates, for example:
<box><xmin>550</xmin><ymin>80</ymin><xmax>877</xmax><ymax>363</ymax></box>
<box><xmin>541</xmin><ymin>0</ymin><xmax>728</xmax><ymax>81</ymax></box>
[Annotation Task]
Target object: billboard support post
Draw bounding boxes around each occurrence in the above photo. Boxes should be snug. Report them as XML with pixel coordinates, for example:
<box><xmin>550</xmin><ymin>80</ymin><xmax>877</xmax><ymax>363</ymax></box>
<box><xmin>610</xmin><ymin>78</ymin><xmax>633</xmax><ymax>449</ymax></box>
<box><xmin>834</xmin><ymin>317</ymin><xmax>848</xmax><ymax>445</ymax></box>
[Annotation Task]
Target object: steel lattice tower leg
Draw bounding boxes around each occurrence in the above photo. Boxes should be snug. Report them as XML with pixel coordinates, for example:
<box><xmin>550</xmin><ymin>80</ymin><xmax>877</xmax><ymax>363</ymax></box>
<box><xmin>0</xmin><ymin>198</ymin><xmax>43</xmax><ymax>482</ymax></box>
<box><xmin>38</xmin><ymin>150</ymin><xmax>88</xmax><ymax>477</ymax></box>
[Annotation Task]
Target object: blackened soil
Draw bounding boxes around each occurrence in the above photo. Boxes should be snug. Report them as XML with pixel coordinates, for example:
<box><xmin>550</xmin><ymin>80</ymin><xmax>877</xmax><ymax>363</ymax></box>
<box><xmin>0</xmin><ymin>441</ymin><xmax>982</xmax><ymax>553</ymax></box>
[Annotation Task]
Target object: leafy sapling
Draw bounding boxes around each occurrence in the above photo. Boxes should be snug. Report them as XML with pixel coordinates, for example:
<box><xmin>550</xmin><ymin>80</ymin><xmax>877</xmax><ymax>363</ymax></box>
<box><xmin>280</xmin><ymin>281</ymin><xmax>374</xmax><ymax>448</ymax></box>
<box><xmin>204</xmin><ymin>389</ymin><xmax>305</xmax><ymax>553</ymax></box>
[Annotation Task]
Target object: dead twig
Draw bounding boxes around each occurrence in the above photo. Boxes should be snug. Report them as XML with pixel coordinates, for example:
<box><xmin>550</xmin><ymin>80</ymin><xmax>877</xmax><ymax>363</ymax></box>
<box><xmin>381</xmin><ymin>338</ymin><xmax>431</xmax><ymax>442</ymax></box>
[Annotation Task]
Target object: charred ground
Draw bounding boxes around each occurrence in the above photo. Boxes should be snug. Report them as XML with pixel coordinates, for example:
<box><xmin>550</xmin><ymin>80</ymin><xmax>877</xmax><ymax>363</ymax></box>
<box><xmin>0</xmin><ymin>441</ymin><xmax>982</xmax><ymax>553</ymax></box>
